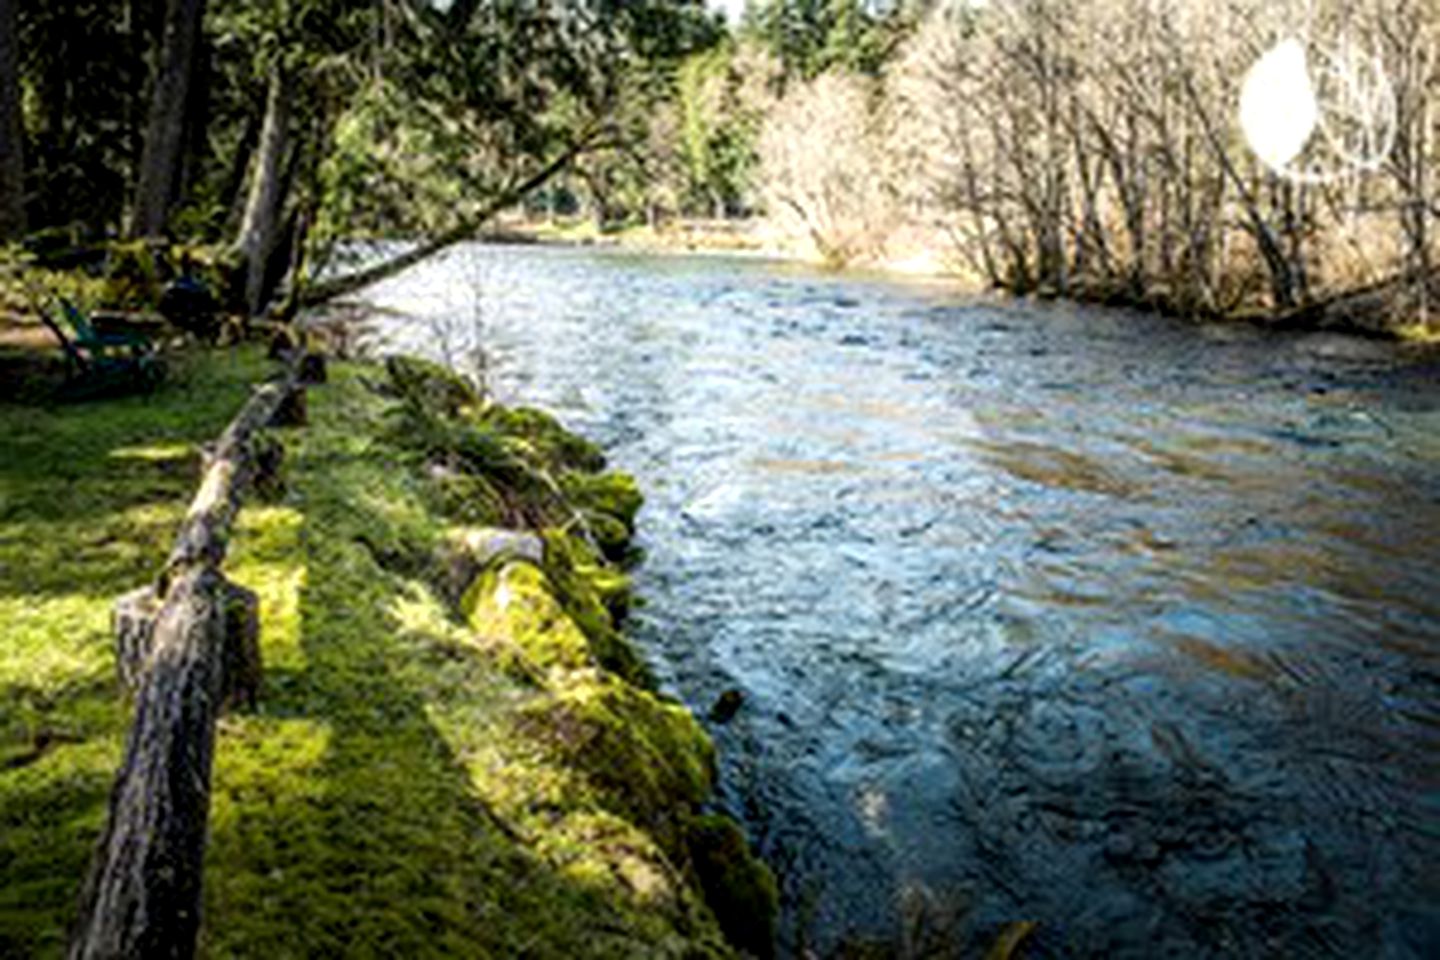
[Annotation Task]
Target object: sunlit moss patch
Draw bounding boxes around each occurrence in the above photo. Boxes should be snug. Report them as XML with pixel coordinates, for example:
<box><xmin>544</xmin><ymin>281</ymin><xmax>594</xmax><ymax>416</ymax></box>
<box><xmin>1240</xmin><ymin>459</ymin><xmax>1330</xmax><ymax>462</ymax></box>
<box><xmin>1</xmin><ymin>348</ymin><xmax>773</xmax><ymax>958</ymax></box>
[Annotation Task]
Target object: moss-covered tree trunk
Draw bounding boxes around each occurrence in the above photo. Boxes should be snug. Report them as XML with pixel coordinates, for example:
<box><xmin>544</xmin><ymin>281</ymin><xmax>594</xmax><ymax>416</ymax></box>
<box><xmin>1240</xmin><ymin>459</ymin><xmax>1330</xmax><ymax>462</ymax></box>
<box><xmin>0</xmin><ymin>0</ymin><xmax>25</xmax><ymax>240</ymax></box>
<box><xmin>129</xmin><ymin>0</ymin><xmax>208</xmax><ymax>239</ymax></box>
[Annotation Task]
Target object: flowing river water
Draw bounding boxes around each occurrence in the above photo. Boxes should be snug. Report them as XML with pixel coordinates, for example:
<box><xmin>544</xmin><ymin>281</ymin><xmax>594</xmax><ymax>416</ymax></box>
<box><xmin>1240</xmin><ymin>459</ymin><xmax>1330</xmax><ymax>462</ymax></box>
<box><xmin>360</xmin><ymin>243</ymin><xmax>1440</xmax><ymax>958</ymax></box>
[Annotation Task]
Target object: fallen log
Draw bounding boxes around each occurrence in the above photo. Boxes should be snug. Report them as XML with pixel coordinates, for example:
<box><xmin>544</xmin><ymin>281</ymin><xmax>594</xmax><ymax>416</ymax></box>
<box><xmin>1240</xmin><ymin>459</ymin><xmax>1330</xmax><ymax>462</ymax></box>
<box><xmin>72</xmin><ymin>355</ymin><xmax>306</xmax><ymax>960</ymax></box>
<box><xmin>1272</xmin><ymin>266</ymin><xmax>1440</xmax><ymax>335</ymax></box>
<box><xmin>161</xmin><ymin>364</ymin><xmax>302</xmax><ymax>589</ymax></box>
<box><xmin>72</xmin><ymin>568</ymin><xmax>229</xmax><ymax>960</ymax></box>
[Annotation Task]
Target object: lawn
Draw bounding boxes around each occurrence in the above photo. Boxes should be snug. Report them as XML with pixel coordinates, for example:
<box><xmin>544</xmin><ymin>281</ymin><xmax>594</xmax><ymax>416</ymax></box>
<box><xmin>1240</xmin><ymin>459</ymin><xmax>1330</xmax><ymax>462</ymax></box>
<box><xmin>0</xmin><ymin>346</ymin><xmax>276</xmax><ymax>955</ymax></box>
<box><xmin>0</xmin><ymin>347</ymin><xmax>768</xmax><ymax>958</ymax></box>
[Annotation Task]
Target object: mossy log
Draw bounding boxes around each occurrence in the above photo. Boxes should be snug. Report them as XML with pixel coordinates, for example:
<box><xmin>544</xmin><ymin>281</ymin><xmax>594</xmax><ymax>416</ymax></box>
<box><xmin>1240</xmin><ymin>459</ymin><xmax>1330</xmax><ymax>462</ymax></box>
<box><xmin>161</xmin><ymin>361</ymin><xmax>301</xmax><ymax>588</ymax></box>
<box><xmin>76</xmin><ymin>357</ymin><xmax>306</xmax><ymax>959</ymax></box>
<box><xmin>113</xmin><ymin>579</ymin><xmax>260</xmax><ymax>710</ymax></box>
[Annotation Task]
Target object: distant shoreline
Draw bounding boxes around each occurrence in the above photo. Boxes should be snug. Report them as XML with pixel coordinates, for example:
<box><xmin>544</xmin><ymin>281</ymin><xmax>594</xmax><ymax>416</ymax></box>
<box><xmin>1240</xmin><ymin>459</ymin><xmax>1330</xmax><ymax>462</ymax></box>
<box><xmin>483</xmin><ymin>218</ymin><xmax>1438</xmax><ymax>346</ymax></box>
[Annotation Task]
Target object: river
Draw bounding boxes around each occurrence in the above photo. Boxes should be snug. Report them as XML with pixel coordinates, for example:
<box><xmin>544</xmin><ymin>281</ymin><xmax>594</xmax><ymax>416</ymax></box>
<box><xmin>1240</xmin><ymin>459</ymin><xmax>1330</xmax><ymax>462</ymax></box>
<box><xmin>360</xmin><ymin>243</ymin><xmax>1440</xmax><ymax>958</ymax></box>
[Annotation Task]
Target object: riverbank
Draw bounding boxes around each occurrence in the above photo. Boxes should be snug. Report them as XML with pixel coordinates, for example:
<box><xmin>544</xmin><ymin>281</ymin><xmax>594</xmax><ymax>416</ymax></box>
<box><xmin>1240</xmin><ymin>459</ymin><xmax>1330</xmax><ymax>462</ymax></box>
<box><xmin>0</xmin><ymin>345</ymin><xmax>775</xmax><ymax>957</ymax></box>
<box><xmin>500</xmin><ymin>216</ymin><xmax>1439</xmax><ymax>345</ymax></box>
<box><xmin>353</xmin><ymin>243</ymin><xmax>1440</xmax><ymax>956</ymax></box>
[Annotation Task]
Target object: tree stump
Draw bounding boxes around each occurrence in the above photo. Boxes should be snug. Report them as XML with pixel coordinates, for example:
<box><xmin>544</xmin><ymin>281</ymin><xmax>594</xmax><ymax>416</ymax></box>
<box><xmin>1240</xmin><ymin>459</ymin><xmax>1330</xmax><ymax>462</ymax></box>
<box><xmin>72</xmin><ymin>568</ymin><xmax>229</xmax><ymax>960</ymax></box>
<box><xmin>220</xmin><ymin>580</ymin><xmax>260</xmax><ymax>711</ymax></box>
<box><xmin>114</xmin><ymin>586</ymin><xmax>161</xmax><ymax>692</ymax></box>
<box><xmin>299</xmin><ymin>351</ymin><xmax>327</xmax><ymax>385</ymax></box>
<box><xmin>252</xmin><ymin>432</ymin><xmax>285</xmax><ymax>502</ymax></box>
<box><xmin>114</xmin><ymin>578</ymin><xmax>260</xmax><ymax>711</ymax></box>
<box><xmin>271</xmin><ymin>385</ymin><xmax>306</xmax><ymax>427</ymax></box>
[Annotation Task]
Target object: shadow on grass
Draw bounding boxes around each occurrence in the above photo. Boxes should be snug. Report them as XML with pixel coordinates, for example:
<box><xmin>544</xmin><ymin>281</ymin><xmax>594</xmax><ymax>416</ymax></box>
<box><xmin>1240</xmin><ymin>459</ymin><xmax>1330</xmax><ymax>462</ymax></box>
<box><xmin>0</xmin><ymin>347</ymin><xmax>276</xmax><ymax>596</ymax></box>
<box><xmin>0</xmin><ymin>356</ymin><xmax>729</xmax><ymax>958</ymax></box>
<box><xmin>200</xmin><ymin>371</ymin><xmax>727</xmax><ymax>958</ymax></box>
<box><xmin>204</xmin><ymin>554</ymin><xmax>574</xmax><ymax>956</ymax></box>
<box><xmin>0</xmin><ymin>346</ymin><xmax>281</xmax><ymax>958</ymax></box>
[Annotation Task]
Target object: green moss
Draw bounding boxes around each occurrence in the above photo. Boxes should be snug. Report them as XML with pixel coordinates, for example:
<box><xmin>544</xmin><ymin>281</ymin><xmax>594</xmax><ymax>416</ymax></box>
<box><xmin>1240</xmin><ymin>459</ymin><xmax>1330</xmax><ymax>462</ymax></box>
<box><xmin>1</xmin><ymin>350</ymin><xmax>771</xmax><ymax>959</ymax></box>
<box><xmin>0</xmin><ymin>345</ymin><xmax>281</xmax><ymax>957</ymax></box>
<box><xmin>461</xmin><ymin>561</ymin><xmax>596</xmax><ymax>675</ymax></box>
<box><xmin>542</xmin><ymin>528</ymin><xmax>632</xmax><ymax>619</ymax></box>
<box><xmin>479</xmin><ymin>404</ymin><xmax>607</xmax><ymax>473</ymax></box>
<box><xmin>561</xmin><ymin>470</ymin><xmax>644</xmax><ymax>562</ymax></box>
<box><xmin>540</xmin><ymin>529</ymin><xmax>648</xmax><ymax>684</ymax></box>
<box><xmin>383</xmin><ymin>354</ymin><xmax>481</xmax><ymax>417</ymax></box>
<box><xmin>421</xmin><ymin>467</ymin><xmax>508</xmax><ymax>525</ymax></box>
<box><xmin>518</xmin><ymin>673</ymin><xmax>716</xmax><ymax>834</ymax></box>
<box><xmin>460</xmin><ymin>545</ymin><xmax>648</xmax><ymax>691</ymax></box>
<box><xmin>686</xmin><ymin>815</ymin><xmax>780</xmax><ymax>960</ymax></box>
<box><xmin>582</xmin><ymin>511</ymin><xmax>634</xmax><ymax>563</ymax></box>
<box><xmin>562</xmin><ymin>470</ymin><xmax>644</xmax><ymax>531</ymax></box>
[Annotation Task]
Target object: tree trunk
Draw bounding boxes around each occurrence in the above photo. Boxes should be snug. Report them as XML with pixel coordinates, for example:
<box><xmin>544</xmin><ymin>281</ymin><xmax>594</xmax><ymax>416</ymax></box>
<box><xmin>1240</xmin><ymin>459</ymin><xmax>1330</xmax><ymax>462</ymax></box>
<box><xmin>221</xmin><ymin>107</ymin><xmax>262</xmax><ymax>236</ymax></box>
<box><xmin>0</xmin><ymin>0</ymin><xmax>25</xmax><ymax>240</ymax></box>
<box><xmin>128</xmin><ymin>0</ymin><xmax>208</xmax><ymax>239</ymax></box>
<box><xmin>175</xmin><ymin>31</ymin><xmax>213</xmax><ymax>221</ymax></box>
<box><xmin>234</xmin><ymin>66</ymin><xmax>290</xmax><ymax>316</ymax></box>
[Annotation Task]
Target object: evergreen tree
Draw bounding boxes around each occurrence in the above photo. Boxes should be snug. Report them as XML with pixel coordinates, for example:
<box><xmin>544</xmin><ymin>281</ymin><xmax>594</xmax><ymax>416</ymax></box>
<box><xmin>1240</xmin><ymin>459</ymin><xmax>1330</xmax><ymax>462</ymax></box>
<box><xmin>0</xmin><ymin>0</ymin><xmax>23</xmax><ymax>240</ymax></box>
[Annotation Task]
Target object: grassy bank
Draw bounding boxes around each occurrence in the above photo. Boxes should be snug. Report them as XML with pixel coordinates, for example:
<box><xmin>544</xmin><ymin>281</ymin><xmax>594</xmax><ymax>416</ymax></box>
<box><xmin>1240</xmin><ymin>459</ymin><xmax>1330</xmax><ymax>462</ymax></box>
<box><xmin>502</xmin><ymin>217</ymin><xmax>773</xmax><ymax>259</ymax></box>
<box><xmin>0</xmin><ymin>346</ymin><xmax>774</xmax><ymax>957</ymax></box>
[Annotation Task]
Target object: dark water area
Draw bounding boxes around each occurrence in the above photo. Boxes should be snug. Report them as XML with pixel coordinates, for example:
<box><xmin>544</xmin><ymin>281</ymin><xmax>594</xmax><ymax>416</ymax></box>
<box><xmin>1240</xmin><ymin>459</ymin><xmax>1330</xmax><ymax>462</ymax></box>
<box><xmin>363</xmin><ymin>244</ymin><xmax>1440</xmax><ymax>958</ymax></box>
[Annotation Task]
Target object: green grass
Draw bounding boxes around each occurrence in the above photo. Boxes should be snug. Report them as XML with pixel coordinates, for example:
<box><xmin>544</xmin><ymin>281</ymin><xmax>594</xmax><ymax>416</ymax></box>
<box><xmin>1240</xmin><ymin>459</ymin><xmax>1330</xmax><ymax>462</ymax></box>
<box><xmin>1</xmin><ymin>350</ymin><xmax>766</xmax><ymax>958</ymax></box>
<box><xmin>0</xmin><ymin>346</ymin><xmax>276</xmax><ymax>956</ymax></box>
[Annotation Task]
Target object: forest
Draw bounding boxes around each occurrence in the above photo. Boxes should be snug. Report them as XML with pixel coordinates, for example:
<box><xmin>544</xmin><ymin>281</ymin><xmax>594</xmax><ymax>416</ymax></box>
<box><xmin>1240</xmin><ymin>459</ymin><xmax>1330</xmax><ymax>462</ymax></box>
<box><xmin>1</xmin><ymin>0</ymin><xmax>1436</xmax><ymax>335</ymax></box>
<box><xmin>3</xmin><ymin>4</ymin><xmax>1439</xmax><ymax>959</ymax></box>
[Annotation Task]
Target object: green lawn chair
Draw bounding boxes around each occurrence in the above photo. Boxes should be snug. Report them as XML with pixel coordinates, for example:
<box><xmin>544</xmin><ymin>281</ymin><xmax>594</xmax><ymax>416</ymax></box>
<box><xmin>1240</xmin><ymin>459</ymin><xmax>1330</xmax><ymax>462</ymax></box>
<box><xmin>38</xmin><ymin>298</ymin><xmax>166</xmax><ymax>399</ymax></box>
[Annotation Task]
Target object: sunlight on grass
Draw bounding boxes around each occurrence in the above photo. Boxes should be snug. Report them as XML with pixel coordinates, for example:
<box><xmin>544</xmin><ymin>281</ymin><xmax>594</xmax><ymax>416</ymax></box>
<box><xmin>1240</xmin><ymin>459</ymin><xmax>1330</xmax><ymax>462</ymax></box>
<box><xmin>106</xmin><ymin>442</ymin><xmax>193</xmax><ymax>462</ymax></box>
<box><xmin>0</xmin><ymin>596</ymin><xmax>111</xmax><ymax>692</ymax></box>
<box><xmin>0</xmin><ymin>345</ymin><xmax>273</xmax><ymax>957</ymax></box>
<box><xmin>230</xmin><ymin>505</ymin><xmax>307</xmax><ymax>672</ymax></box>
<box><xmin>3</xmin><ymin>352</ymin><xmax>766</xmax><ymax>958</ymax></box>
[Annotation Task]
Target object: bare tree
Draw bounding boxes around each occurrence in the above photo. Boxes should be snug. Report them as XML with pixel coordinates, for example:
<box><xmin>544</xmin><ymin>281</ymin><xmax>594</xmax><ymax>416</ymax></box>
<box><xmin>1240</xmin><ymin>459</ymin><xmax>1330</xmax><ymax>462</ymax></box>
<box><xmin>759</xmin><ymin>71</ymin><xmax>897</xmax><ymax>265</ymax></box>
<box><xmin>881</xmin><ymin>0</ymin><xmax>1438</xmax><ymax>331</ymax></box>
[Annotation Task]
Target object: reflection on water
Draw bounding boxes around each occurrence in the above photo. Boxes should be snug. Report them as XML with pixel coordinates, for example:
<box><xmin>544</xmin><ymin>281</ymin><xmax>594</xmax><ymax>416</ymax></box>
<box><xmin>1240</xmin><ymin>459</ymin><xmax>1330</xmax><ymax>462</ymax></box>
<box><xmin>363</xmin><ymin>244</ymin><xmax>1440</xmax><ymax>958</ymax></box>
